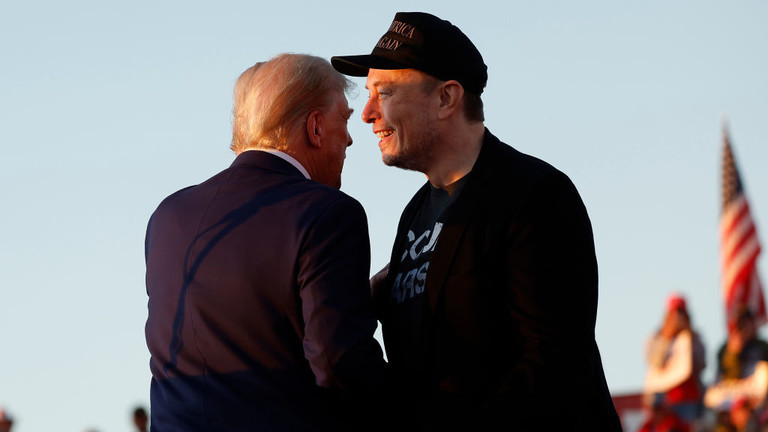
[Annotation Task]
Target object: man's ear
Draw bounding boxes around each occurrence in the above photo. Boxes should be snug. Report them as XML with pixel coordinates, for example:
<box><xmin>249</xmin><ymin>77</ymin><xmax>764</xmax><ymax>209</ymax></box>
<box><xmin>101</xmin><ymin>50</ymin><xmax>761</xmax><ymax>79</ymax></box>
<box><xmin>306</xmin><ymin>110</ymin><xmax>324</xmax><ymax>148</ymax></box>
<box><xmin>438</xmin><ymin>80</ymin><xmax>464</xmax><ymax>120</ymax></box>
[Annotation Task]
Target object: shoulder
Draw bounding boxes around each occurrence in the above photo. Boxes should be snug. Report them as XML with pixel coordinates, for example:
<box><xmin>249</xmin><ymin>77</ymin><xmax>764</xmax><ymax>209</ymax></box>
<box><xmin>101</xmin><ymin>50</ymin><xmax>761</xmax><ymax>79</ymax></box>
<box><xmin>294</xmin><ymin>183</ymin><xmax>368</xmax><ymax>233</ymax></box>
<box><xmin>148</xmin><ymin>183</ymin><xmax>198</xmax><ymax>223</ymax></box>
<box><xmin>295</xmin><ymin>185</ymin><xmax>371</xmax><ymax>254</ymax></box>
<box><xmin>476</xmin><ymin>130</ymin><xmax>586</xmax><ymax>218</ymax></box>
<box><xmin>671</xmin><ymin>329</ymin><xmax>694</xmax><ymax>349</ymax></box>
<box><xmin>150</xmin><ymin>160</ymin><xmax>244</xmax><ymax>216</ymax></box>
<box><xmin>150</xmin><ymin>167</ymin><xmax>365</xmax><ymax>228</ymax></box>
<box><xmin>304</xmin><ymin>182</ymin><xmax>364</xmax><ymax>213</ymax></box>
<box><xmin>479</xmin><ymin>129</ymin><xmax>578</xmax><ymax>195</ymax></box>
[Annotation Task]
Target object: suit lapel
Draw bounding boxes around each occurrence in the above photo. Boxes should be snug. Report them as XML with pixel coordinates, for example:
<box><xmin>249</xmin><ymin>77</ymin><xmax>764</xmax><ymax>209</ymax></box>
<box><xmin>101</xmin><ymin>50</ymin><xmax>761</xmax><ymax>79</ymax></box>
<box><xmin>424</xmin><ymin>130</ymin><xmax>499</xmax><ymax>313</ymax></box>
<box><xmin>378</xmin><ymin>183</ymin><xmax>431</xmax><ymax>316</ymax></box>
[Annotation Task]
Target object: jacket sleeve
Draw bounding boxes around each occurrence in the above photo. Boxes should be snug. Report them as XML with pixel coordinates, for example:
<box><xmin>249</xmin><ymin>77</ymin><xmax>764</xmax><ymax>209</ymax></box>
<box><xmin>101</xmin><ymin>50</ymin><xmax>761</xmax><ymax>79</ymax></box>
<box><xmin>499</xmin><ymin>169</ymin><xmax>615</xmax><ymax>426</ymax></box>
<box><xmin>296</xmin><ymin>194</ymin><xmax>387</xmax><ymax>392</ymax></box>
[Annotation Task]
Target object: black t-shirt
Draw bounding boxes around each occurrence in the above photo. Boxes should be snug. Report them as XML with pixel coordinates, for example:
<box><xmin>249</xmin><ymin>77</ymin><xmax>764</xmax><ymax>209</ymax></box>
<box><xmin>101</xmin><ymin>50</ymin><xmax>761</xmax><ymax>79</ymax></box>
<box><xmin>386</xmin><ymin>177</ymin><xmax>467</xmax><ymax>377</ymax></box>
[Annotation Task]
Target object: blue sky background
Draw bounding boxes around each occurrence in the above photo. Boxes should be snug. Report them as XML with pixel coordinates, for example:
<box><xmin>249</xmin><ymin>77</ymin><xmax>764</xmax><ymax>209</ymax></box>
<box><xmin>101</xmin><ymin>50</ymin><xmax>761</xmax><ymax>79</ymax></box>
<box><xmin>1</xmin><ymin>1</ymin><xmax>767</xmax><ymax>431</ymax></box>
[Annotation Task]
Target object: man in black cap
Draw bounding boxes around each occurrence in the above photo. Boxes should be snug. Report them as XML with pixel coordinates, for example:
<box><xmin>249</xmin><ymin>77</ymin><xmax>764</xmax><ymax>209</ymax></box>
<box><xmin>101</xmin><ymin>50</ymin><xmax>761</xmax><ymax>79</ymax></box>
<box><xmin>333</xmin><ymin>12</ymin><xmax>622</xmax><ymax>431</ymax></box>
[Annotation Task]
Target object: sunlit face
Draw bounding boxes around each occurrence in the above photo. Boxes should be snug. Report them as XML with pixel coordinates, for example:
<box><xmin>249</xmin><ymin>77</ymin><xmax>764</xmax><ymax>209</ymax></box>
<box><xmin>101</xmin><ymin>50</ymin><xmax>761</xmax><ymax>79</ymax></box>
<box><xmin>362</xmin><ymin>69</ymin><xmax>440</xmax><ymax>172</ymax></box>
<box><xmin>316</xmin><ymin>90</ymin><xmax>354</xmax><ymax>189</ymax></box>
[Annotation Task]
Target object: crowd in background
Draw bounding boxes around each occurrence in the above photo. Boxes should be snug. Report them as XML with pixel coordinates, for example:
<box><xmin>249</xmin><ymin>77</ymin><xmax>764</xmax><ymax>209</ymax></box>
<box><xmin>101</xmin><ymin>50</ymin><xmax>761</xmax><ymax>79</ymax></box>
<box><xmin>640</xmin><ymin>294</ymin><xmax>768</xmax><ymax>432</ymax></box>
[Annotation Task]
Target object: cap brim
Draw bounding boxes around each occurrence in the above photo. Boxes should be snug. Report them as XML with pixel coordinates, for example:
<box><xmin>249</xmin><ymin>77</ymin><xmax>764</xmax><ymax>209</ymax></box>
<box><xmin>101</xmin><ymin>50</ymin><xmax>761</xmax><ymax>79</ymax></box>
<box><xmin>331</xmin><ymin>55</ymin><xmax>412</xmax><ymax>77</ymax></box>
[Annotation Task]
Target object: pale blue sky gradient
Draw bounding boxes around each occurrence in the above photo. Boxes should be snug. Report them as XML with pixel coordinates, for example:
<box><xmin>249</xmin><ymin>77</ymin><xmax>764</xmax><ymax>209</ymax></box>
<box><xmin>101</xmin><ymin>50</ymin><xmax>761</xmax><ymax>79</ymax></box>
<box><xmin>1</xmin><ymin>1</ymin><xmax>767</xmax><ymax>431</ymax></box>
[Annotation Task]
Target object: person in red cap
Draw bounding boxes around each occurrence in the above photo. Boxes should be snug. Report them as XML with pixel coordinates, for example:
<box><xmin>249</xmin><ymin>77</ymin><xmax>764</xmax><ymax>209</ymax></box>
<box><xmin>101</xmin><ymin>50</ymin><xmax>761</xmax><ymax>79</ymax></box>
<box><xmin>644</xmin><ymin>293</ymin><xmax>707</xmax><ymax>426</ymax></box>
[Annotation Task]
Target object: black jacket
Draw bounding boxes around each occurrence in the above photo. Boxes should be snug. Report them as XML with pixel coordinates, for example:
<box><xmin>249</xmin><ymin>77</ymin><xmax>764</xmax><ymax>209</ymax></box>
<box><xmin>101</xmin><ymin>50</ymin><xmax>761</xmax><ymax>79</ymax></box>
<box><xmin>377</xmin><ymin>129</ymin><xmax>622</xmax><ymax>431</ymax></box>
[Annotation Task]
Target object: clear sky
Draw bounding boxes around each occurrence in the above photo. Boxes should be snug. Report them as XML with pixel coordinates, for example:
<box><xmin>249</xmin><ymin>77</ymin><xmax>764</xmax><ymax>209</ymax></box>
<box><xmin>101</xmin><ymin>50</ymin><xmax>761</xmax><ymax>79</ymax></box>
<box><xmin>1</xmin><ymin>1</ymin><xmax>767</xmax><ymax>431</ymax></box>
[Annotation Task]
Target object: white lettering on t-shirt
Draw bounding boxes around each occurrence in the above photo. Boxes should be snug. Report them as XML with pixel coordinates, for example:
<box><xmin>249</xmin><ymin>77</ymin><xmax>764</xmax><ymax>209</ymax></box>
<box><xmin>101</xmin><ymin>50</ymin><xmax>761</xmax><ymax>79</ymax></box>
<box><xmin>391</xmin><ymin>262</ymin><xmax>429</xmax><ymax>304</ymax></box>
<box><xmin>391</xmin><ymin>222</ymin><xmax>443</xmax><ymax>304</ymax></box>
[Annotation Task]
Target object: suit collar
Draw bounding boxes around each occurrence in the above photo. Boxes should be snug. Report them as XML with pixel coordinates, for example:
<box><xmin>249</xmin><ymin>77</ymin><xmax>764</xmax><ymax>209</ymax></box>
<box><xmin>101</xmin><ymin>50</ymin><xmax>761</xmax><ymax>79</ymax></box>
<box><xmin>230</xmin><ymin>149</ymin><xmax>307</xmax><ymax>179</ymax></box>
<box><xmin>423</xmin><ymin>128</ymin><xmax>502</xmax><ymax>312</ymax></box>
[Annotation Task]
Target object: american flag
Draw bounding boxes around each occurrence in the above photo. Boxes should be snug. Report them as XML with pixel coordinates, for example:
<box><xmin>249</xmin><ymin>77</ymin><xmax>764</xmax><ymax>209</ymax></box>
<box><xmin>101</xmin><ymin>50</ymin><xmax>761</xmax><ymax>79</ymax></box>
<box><xmin>720</xmin><ymin>125</ymin><xmax>766</xmax><ymax>329</ymax></box>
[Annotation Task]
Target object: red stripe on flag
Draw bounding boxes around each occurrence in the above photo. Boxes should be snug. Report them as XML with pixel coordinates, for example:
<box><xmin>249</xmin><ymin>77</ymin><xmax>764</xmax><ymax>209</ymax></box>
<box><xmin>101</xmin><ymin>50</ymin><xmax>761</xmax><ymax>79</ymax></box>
<box><xmin>720</xmin><ymin>128</ymin><xmax>765</xmax><ymax>330</ymax></box>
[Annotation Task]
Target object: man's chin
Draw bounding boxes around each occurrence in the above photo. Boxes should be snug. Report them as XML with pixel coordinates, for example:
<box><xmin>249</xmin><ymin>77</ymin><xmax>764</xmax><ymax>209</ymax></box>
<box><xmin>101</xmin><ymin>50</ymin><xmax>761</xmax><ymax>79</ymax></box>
<box><xmin>382</xmin><ymin>153</ymin><xmax>421</xmax><ymax>172</ymax></box>
<box><xmin>381</xmin><ymin>153</ymin><xmax>395</xmax><ymax>166</ymax></box>
<box><xmin>381</xmin><ymin>152</ymin><xmax>401</xmax><ymax>167</ymax></box>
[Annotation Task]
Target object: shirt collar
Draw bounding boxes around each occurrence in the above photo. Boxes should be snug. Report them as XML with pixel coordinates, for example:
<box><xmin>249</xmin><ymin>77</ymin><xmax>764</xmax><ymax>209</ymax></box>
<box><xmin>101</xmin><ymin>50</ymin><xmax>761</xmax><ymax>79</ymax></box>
<box><xmin>244</xmin><ymin>148</ymin><xmax>310</xmax><ymax>180</ymax></box>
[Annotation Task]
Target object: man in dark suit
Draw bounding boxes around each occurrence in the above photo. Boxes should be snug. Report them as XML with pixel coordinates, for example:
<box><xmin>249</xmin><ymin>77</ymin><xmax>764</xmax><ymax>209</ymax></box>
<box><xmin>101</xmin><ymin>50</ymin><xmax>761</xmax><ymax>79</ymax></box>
<box><xmin>145</xmin><ymin>53</ymin><xmax>387</xmax><ymax>432</ymax></box>
<box><xmin>332</xmin><ymin>12</ymin><xmax>622</xmax><ymax>430</ymax></box>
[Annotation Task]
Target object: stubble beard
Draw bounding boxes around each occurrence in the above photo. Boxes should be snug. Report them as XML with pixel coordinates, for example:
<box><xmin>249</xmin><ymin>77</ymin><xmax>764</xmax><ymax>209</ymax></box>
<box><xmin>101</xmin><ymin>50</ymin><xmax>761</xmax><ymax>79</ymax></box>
<box><xmin>382</xmin><ymin>125</ymin><xmax>439</xmax><ymax>174</ymax></box>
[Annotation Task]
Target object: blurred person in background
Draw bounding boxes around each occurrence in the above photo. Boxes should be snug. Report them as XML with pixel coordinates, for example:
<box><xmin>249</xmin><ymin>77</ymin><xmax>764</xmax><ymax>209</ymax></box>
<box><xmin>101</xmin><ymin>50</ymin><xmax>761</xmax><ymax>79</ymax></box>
<box><xmin>0</xmin><ymin>407</ymin><xmax>13</xmax><ymax>432</ymax></box>
<box><xmin>706</xmin><ymin>307</ymin><xmax>768</xmax><ymax>431</ymax></box>
<box><xmin>644</xmin><ymin>293</ymin><xmax>707</xmax><ymax>426</ymax></box>
<box><xmin>132</xmin><ymin>406</ymin><xmax>148</xmax><ymax>432</ymax></box>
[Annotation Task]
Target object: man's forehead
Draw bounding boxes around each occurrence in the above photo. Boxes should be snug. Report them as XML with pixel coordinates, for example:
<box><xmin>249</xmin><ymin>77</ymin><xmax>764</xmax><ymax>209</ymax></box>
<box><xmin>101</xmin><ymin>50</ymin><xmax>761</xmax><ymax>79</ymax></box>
<box><xmin>338</xmin><ymin>95</ymin><xmax>353</xmax><ymax>116</ymax></box>
<box><xmin>365</xmin><ymin>68</ymin><xmax>429</xmax><ymax>88</ymax></box>
<box><xmin>327</xmin><ymin>90</ymin><xmax>353</xmax><ymax>116</ymax></box>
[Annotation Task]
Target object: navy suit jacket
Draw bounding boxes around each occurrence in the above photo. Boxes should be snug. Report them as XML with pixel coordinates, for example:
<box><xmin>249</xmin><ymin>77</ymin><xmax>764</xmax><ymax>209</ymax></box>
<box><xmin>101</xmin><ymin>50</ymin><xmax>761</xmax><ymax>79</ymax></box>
<box><xmin>377</xmin><ymin>130</ymin><xmax>622</xmax><ymax>431</ymax></box>
<box><xmin>145</xmin><ymin>151</ymin><xmax>386</xmax><ymax>431</ymax></box>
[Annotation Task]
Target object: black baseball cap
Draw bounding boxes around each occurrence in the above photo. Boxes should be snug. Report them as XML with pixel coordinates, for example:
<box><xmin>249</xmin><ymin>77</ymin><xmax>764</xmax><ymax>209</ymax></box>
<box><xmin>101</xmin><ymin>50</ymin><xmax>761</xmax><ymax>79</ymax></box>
<box><xmin>331</xmin><ymin>12</ymin><xmax>488</xmax><ymax>95</ymax></box>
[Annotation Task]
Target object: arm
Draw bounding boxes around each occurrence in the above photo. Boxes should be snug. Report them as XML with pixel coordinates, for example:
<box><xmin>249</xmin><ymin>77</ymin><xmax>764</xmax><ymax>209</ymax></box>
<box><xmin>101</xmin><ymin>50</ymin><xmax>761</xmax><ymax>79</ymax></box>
<box><xmin>646</xmin><ymin>333</ymin><xmax>671</xmax><ymax>368</ymax></box>
<box><xmin>499</xmin><ymin>170</ymin><xmax>611</xmax><ymax>421</ymax></box>
<box><xmin>644</xmin><ymin>331</ymin><xmax>694</xmax><ymax>393</ymax></box>
<box><xmin>297</xmin><ymin>194</ymin><xmax>387</xmax><ymax>391</ymax></box>
<box><xmin>369</xmin><ymin>264</ymin><xmax>389</xmax><ymax>298</ymax></box>
<box><xmin>704</xmin><ymin>361</ymin><xmax>768</xmax><ymax>408</ymax></box>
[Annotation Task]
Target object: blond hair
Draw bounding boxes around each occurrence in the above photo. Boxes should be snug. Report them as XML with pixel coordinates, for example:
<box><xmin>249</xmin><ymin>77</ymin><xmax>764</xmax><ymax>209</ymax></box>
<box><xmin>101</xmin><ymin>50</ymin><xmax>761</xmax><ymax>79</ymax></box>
<box><xmin>231</xmin><ymin>53</ymin><xmax>351</xmax><ymax>154</ymax></box>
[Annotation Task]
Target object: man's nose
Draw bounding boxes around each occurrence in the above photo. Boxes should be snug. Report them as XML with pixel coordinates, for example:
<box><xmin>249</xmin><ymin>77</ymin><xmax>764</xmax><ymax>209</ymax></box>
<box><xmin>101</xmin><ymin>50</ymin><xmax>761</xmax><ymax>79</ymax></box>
<box><xmin>361</xmin><ymin>97</ymin><xmax>378</xmax><ymax>124</ymax></box>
